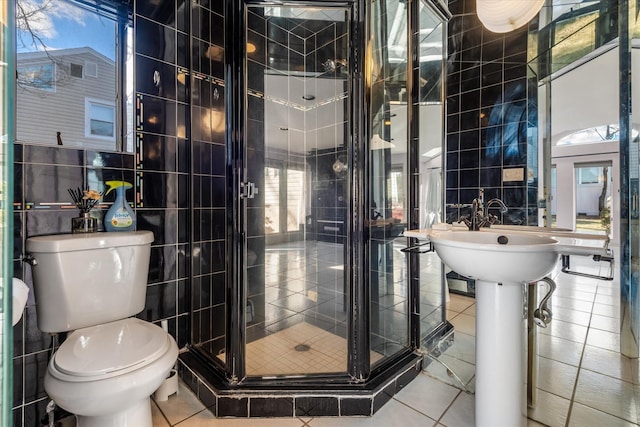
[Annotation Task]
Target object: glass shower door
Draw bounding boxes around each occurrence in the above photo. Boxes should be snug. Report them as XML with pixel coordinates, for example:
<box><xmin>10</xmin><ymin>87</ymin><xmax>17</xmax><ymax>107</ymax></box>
<box><xmin>243</xmin><ymin>5</ymin><xmax>351</xmax><ymax>377</ymax></box>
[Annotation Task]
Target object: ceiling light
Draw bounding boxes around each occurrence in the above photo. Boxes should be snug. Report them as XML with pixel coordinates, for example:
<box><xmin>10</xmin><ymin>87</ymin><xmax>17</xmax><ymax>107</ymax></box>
<box><xmin>246</xmin><ymin>42</ymin><xmax>257</xmax><ymax>54</ymax></box>
<box><xmin>476</xmin><ymin>0</ymin><xmax>544</xmax><ymax>33</ymax></box>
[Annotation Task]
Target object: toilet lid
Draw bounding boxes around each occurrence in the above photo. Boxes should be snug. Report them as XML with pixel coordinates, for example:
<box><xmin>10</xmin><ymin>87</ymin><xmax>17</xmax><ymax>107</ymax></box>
<box><xmin>53</xmin><ymin>318</ymin><xmax>170</xmax><ymax>377</ymax></box>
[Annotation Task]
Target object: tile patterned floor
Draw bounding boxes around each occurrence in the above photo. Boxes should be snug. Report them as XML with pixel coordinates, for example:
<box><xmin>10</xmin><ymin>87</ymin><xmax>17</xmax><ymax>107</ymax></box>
<box><xmin>153</xmin><ymin>251</ymin><xmax>640</xmax><ymax>427</ymax></box>
<box><xmin>244</xmin><ymin>322</ymin><xmax>383</xmax><ymax>375</ymax></box>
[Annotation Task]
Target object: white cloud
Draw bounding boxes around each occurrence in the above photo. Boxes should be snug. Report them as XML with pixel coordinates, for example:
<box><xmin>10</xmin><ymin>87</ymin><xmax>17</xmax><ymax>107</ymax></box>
<box><xmin>17</xmin><ymin>0</ymin><xmax>87</xmax><ymax>42</ymax></box>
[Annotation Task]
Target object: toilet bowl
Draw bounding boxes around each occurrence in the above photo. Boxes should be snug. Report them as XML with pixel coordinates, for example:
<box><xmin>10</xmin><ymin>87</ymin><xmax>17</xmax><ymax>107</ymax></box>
<box><xmin>44</xmin><ymin>318</ymin><xmax>178</xmax><ymax>427</ymax></box>
<box><xmin>26</xmin><ymin>231</ymin><xmax>178</xmax><ymax>427</ymax></box>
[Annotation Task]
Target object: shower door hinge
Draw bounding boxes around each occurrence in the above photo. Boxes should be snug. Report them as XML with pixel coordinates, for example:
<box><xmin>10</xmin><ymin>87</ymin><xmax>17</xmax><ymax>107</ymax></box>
<box><xmin>240</xmin><ymin>181</ymin><xmax>258</xmax><ymax>199</ymax></box>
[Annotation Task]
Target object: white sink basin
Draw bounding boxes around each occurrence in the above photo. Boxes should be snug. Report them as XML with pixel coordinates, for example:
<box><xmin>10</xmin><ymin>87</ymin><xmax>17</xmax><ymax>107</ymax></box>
<box><xmin>428</xmin><ymin>229</ymin><xmax>562</xmax><ymax>426</ymax></box>
<box><xmin>428</xmin><ymin>230</ymin><xmax>560</xmax><ymax>283</ymax></box>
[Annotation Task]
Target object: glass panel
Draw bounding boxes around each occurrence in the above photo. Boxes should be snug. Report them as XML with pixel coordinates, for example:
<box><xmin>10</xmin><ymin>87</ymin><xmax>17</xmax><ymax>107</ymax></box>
<box><xmin>416</xmin><ymin>0</ymin><xmax>446</xmax><ymax>344</ymax></box>
<box><xmin>369</xmin><ymin>0</ymin><xmax>410</xmax><ymax>364</ymax></box>
<box><xmin>626</xmin><ymin>0</ymin><xmax>640</xmax><ymax>357</ymax></box>
<box><xmin>244</xmin><ymin>5</ymin><xmax>350</xmax><ymax>377</ymax></box>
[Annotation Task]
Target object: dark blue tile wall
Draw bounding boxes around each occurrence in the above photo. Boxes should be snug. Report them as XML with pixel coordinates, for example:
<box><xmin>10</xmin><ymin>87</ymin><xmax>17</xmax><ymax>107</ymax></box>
<box><xmin>11</xmin><ymin>0</ymin><xmax>200</xmax><ymax>425</ymax></box>
<box><xmin>446</xmin><ymin>0</ymin><xmax>537</xmax><ymax>225</ymax></box>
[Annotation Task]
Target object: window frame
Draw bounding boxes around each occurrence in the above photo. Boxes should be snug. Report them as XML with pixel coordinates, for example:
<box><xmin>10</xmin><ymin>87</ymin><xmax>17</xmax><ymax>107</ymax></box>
<box><xmin>85</xmin><ymin>97</ymin><xmax>116</xmax><ymax>141</ymax></box>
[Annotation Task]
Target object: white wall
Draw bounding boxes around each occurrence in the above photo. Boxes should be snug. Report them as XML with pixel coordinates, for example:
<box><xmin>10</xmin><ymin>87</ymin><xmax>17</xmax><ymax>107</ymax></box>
<box><xmin>550</xmin><ymin>47</ymin><xmax>619</xmax><ymax>145</ymax></box>
<box><xmin>543</xmin><ymin>45</ymin><xmax>625</xmax><ymax>244</ymax></box>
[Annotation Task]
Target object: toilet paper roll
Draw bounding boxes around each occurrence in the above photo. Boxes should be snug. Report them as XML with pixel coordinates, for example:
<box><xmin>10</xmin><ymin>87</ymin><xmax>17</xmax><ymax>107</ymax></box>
<box><xmin>12</xmin><ymin>278</ymin><xmax>30</xmax><ymax>326</ymax></box>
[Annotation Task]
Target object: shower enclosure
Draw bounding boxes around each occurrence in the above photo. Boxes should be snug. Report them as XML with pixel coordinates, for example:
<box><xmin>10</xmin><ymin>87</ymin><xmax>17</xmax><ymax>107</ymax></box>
<box><xmin>183</xmin><ymin>0</ymin><xmax>451</xmax><ymax>411</ymax></box>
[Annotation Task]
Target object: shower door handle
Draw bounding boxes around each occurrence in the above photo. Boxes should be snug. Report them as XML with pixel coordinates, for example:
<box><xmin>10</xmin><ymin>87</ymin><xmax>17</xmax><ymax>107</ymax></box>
<box><xmin>240</xmin><ymin>181</ymin><xmax>258</xmax><ymax>199</ymax></box>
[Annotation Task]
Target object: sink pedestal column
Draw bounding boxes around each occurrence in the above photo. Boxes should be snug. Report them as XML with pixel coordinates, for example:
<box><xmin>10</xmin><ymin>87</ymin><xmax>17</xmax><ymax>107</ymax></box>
<box><xmin>475</xmin><ymin>280</ymin><xmax>527</xmax><ymax>427</ymax></box>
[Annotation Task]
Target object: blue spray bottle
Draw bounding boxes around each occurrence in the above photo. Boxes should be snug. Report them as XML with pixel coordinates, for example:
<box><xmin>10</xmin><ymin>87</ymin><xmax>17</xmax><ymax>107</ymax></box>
<box><xmin>104</xmin><ymin>181</ymin><xmax>136</xmax><ymax>232</ymax></box>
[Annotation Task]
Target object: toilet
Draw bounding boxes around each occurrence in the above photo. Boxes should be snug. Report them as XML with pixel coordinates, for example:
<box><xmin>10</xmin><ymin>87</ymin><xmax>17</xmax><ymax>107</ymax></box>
<box><xmin>26</xmin><ymin>230</ymin><xmax>178</xmax><ymax>427</ymax></box>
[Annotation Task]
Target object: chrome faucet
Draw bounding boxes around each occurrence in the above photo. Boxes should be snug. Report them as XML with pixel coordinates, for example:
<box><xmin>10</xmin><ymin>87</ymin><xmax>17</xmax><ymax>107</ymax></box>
<box><xmin>483</xmin><ymin>198</ymin><xmax>508</xmax><ymax>226</ymax></box>
<box><xmin>458</xmin><ymin>196</ymin><xmax>485</xmax><ymax>230</ymax></box>
<box><xmin>457</xmin><ymin>191</ymin><xmax>508</xmax><ymax>230</ymax></box>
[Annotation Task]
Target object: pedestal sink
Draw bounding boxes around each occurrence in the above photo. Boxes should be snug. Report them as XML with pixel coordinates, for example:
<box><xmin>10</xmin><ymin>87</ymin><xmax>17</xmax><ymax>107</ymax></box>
<box><xmin>428</xmin><ymin>230</ymin><xmax>559</xmax><ymax>427</ymax></box>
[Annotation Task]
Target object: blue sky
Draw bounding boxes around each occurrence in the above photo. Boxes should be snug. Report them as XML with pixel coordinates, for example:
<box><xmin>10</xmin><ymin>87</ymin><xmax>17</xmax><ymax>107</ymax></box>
<box><xmin>17</xmin><ymin>0</ymin><xmax>116</xmax><ymax>60</ymax></box>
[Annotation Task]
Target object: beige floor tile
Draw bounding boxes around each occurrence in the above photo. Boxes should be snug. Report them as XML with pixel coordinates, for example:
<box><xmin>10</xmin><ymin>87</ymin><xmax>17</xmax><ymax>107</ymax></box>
<box><xmin>441</xmin><ymin>331</ymin><xmax>475</xmax><ymax>365</ymax></box>
<box><xmin>309</xmin><ymin>399</ymin><xmax>437</xmax><ymax>427</ymax></box>
<box><xmin>538</xmin><ymin>318</ymin><xmax>588</xmax><ymax>343</ymax></box>
<box><xmin>594</xmin><ymin>293</ymin><xmax>619</xmax><ymax>306</ymax></box>
<box><xmin>394</xmin><ymin>373</ymin><xmax>460</xmax><ymax>420</ymax></box>
<box><xmin>527</xmin><ymin>389</ymin><xmax>570</xmax><ymax>427</ymax></box>
<box><xmin>590</xmin><ymin>313</ymin><xmax>620</xmax><ymax>333</ymax></box>
<box><xmin>553</xmin><ymin>308</ymin><xmax>592</xmax><ymax>326</ymax></box>
<box><xmin>574</xmin><ymin>370</ymin><xmax>639</xmax><ymax>424</ymax></box>
<box><xmin>568</xmin><ymin>402</ymin><xmax>639</xmax><ymax>427</ymax></box>
<box><xmin>586</xmin><ymin>328</ymin><xmax>620</xmax><ymax>352</ymax></box>
<box><xmin>447</xmin><ymin>295</ymin><xmax>475</xmax><ymax>314</ymax></box>
<box><xmin>461</xmin><ymin>304</ymin><xmax>475</xmax><ymax>316</ymax></box>
<box><xmin>553</xmin><ymin>288</ymin><xmax>595</xmax><ymax>303</ymax></box>
<box><xmin>581</xmin><ymin>344</ymin><xmax>635</xmax><ymax>383</ymax></box>
<box><xmin>423</xmin><ymin>353</ymin><xmax>475</xmax><ymax>393</ymax></box>
<box><xmin>449</xmin><ymin>313</ymin><xmax>475</xmax><ymax>336</ymax></box>
<box><xmin>174</xmin><ymin>410</ymin><xmax>305</xmax><ymax>426</ymax></box>
<box><xmin>536</xmin><ymin>333</ymin><xmax>584</xmax><ymax>367</ymax></box>
<box><xmin>536</xmin><ymin>357</ymin><xmax>579</xmax><ymax>399</ymax></box>
<box><xmin>439</xmin><ymin>390</ymin><xmax>474</xmax><ymax>427</ymax></box>
<box><xmin>152</xmin><ymin>400</ymin><xmax>170</xmax><ymax>427</ymax></box>
<box><xmin>154</xmin><ymin>382</ymin><xmax>206</xmax><ymax>426</ymax></box>
<box><xmin>552</xmin><ymin>295</ymin><xmax>594</xmax><ymax>313</ymax></box>
<box><xmin>591</xmin><ymin>302</ymin><xmax>620</xmax><ymax>318</ymax></box>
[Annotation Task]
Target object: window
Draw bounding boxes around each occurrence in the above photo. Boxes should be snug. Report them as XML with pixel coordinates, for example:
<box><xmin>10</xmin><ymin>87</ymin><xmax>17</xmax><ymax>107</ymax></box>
<box><xmin>265</xmin><ymin>167</ymin><xmax>280</xmax><ymax>234</ymax></box>
<box><xmin>264</xmin><ymin>166</ymin><xmax>306</xmax><ymax>234</ymax></box>
<box><xmin>16</xmin><ymin>0</ymin><xmax>132</xmax><ymax>152</ymax></box>
<box><xmin>70</xmin><ymin>63</ymin><xmax>83</xmax><ymax>78</ymax></box>
<box><xmin>17</xmin><ymin>62</ymin><xmax>55</xmax><ymax>91</ymax></box>
<box><xmin>86</xmin><ymin>98</ymin><xmax>115</xmax><ymax>140</ymax></box>
<box><xmin>85</xmin><ymin>62</ymin><xmax>98</xmax><ymax>78</ymax></box>
<box><xmin>579</xmin><ymin>167</ymin><xmax>601</xmax><ymax>184</ymax></box>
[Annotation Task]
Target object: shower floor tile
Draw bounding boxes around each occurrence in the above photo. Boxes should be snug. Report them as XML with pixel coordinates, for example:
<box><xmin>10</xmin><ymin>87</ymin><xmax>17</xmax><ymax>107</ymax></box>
<box><xmin>245</xmin><ymin>322</ymin><xmax>383</xmax><ymax>376</ymax></box>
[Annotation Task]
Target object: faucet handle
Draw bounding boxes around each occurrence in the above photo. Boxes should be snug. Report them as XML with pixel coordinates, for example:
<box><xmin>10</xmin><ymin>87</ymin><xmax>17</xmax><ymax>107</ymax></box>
<box><xmin>483</xmin><ymin>213</ymin><xmax>501</xmax><ymax>227</ymax></box>
<box><xmin>457</xmin><ymin>215</ymin><xmax>472</xmax><ymax>228</ymax></box>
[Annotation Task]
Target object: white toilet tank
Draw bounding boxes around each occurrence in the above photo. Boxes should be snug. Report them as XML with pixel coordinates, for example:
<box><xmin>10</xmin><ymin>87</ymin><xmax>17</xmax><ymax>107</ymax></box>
<box><xmin>26</xmin><ymin>230</ymin><xmax>154</xmax><ymax>333</ymax></box>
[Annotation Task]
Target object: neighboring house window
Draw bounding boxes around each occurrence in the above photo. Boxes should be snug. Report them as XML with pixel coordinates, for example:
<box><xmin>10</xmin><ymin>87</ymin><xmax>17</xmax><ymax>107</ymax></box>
<box><xmin>85</xmin><ymin>62</ymin><xmax>98</xmax><ymax>78</ymax></box>
<box><xmin>70</xmin><ymin>63</ymin><xmax>83</xmax><ymax>78</ymax></box>
<box><xmin>17</xmin><ymin>62</ymin><xmax>55</xmax><ymax>91</ymax></box>
<box><xmin>86</xmin><ymin>98</ymin><xmax>115</xmax><ymax>140</ymax></box>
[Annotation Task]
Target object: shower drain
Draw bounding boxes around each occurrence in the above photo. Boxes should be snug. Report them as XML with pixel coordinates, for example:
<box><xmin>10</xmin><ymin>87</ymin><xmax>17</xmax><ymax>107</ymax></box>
<box><xmin>294</xmin><ymin>344</ymin><xmax>311</xmax><ymax>352</ymax></box>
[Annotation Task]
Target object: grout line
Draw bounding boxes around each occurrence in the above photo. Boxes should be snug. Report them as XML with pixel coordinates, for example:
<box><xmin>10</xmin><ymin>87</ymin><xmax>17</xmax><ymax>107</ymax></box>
<box><xmin>563</xmin><ymin>276</ymin><xmax>598</xmax><ymax>427</ymax></box>
<box><xmin>433</xmin><ymin>389</ymin><xmax>463</xmax><ymax>426</ymax></box>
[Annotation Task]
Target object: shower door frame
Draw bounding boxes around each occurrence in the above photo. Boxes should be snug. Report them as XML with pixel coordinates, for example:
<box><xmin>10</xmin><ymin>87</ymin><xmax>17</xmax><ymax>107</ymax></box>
<box><xmin>221</xmin><ymin>0</ymin><xmax>448</xmax><ymax>387</ymax></box>
<box><xmin>226</xmin><ymin>0</ymin><xmax>373</xmax><ymax>385</ymax></box>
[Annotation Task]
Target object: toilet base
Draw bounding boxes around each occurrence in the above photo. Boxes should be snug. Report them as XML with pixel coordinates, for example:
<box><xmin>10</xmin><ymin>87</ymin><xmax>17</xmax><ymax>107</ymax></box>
<box><xmin>75</xmin><ymin>397</ymin><xmax>151</xmax><ymax>427</ymax></box>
